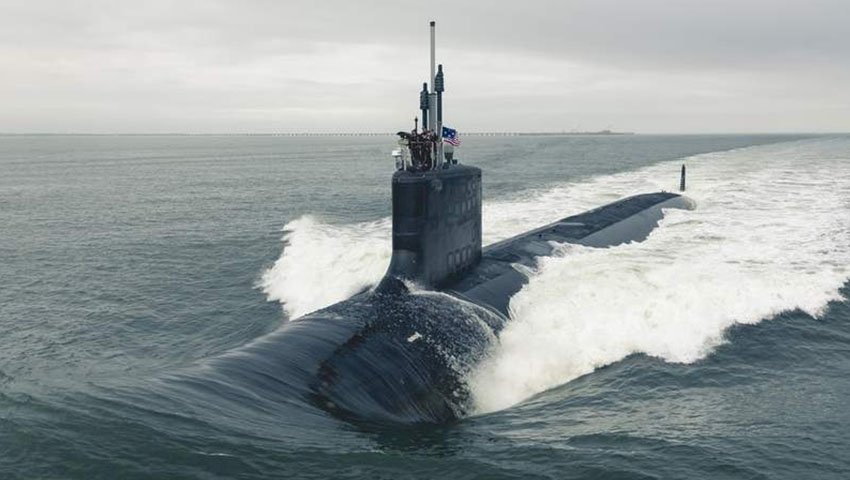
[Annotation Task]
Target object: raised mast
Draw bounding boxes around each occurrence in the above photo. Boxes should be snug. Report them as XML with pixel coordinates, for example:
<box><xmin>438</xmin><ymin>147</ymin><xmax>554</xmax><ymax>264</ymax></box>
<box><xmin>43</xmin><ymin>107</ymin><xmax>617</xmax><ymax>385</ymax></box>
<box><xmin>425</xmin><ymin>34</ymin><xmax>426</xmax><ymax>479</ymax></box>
<box><xmin>429</xmin><ymin>21</ymin><xmax>444</xmax><ymax>168</ymax></box>
<box><xmin>394</xmin><ymin>21</ymin><xmax>450</xmax><ymax>172</ymax></box>
<box><xmin>435</xmin><ymin>63</ymin><xmax>444</xmax><ymax>167</ymax></box>
<box><xmin>429</xmin><ymin>21</ymin><xmax>436</xmax><ymax>95</ymax></box>
<box><xmin>427</xmin><ymin>20</ymin><xmax>438</xmax><ymax>163</ymax></box>
<box><xmin>419</xmin><ymin>83</ymin><xmax>429</xmax><ymax>132</ymax></box>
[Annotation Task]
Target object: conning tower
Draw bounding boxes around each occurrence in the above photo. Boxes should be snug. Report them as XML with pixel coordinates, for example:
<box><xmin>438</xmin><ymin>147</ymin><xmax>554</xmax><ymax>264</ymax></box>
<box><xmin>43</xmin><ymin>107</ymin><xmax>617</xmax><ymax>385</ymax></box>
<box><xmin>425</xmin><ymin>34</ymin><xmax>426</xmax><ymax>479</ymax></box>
<box><xmin>385</xmin><ymin>21</ymin><xmax>482</xmax><ymax>288</ymax></box>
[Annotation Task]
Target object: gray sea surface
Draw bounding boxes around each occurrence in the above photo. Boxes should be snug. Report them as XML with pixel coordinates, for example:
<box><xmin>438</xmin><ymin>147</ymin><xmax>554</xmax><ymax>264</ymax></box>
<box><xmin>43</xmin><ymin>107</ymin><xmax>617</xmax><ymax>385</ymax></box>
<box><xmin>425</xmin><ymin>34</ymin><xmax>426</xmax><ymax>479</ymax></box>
<box><xmin>2</xmin><ymin>133</ymin><xmax>849</xmax><ymax>479</ymax></box>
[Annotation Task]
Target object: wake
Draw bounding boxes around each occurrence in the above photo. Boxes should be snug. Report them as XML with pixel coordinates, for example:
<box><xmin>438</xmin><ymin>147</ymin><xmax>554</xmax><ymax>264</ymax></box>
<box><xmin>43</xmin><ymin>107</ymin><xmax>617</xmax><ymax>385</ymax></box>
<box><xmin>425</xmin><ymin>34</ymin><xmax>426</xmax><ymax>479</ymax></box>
<box><xmin>471</xmin><ymin>137</ymin><xmax>850</xmax><ymax>412</ymax></box>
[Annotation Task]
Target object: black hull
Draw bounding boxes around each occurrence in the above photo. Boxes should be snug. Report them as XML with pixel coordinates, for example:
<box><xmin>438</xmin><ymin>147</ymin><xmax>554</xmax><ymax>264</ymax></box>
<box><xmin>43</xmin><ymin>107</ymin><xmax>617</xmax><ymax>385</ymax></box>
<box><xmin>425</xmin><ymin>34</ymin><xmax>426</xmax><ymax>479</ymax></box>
<box><xmin>217</xmin><ymin>188</ymin><xmax>694</xmax><ymax>424</ymax></box>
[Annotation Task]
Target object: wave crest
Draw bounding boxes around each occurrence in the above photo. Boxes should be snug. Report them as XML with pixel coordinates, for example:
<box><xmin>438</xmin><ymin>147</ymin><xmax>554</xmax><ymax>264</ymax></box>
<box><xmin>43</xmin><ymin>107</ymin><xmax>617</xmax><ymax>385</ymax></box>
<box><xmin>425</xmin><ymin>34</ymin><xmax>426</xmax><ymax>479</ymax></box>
<box><xmin>259</xmin><ymin>215</ymin><xmax>391</xmax><ymax>319</ymax></box>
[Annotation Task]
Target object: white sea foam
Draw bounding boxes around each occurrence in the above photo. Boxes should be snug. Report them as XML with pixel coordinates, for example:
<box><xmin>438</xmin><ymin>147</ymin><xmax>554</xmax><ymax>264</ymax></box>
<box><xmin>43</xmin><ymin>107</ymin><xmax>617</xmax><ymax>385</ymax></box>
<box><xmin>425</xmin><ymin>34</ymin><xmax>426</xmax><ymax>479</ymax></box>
<box><xmin>259</xmin><ymin>215</ymin><xmax>391</xmax><ymax>319</ymax></box>
<box><xmin>469</xmin><ymin>138</ymin><xmax>850</xmax><ymax>413</ymax></box>
<box><xmin>261</xmin><ymin>137</ymin><xmax>850</xmax><ymax>414</ymax></box>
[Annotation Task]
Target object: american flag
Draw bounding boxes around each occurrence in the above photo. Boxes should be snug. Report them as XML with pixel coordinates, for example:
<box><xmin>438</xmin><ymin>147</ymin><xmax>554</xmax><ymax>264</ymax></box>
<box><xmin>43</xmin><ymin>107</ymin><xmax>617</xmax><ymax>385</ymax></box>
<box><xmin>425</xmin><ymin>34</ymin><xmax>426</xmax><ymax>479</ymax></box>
<box><xmin>442</xmin><ymin>126</ymin><xmax>461</xmax><ymax>146</ymax></box>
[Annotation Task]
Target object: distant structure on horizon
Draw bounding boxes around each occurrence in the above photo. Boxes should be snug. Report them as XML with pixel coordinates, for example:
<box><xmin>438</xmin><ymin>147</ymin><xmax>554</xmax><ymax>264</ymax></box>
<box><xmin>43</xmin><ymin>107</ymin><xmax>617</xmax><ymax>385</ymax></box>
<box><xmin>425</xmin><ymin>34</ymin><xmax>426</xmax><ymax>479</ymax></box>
<box><xmin>464</xmin><ymin>130</ymin><xmax>635</xmax><ymax>137</ymax></box>
<box><xmin>0</xmin><ymin>130</ymin><xmax>637</xmax><ymax>137</ymax></box>
<box><xmin>262</xmin><ymin>130</ymin><xmax>636</xmax><ymax>137</ymax></box>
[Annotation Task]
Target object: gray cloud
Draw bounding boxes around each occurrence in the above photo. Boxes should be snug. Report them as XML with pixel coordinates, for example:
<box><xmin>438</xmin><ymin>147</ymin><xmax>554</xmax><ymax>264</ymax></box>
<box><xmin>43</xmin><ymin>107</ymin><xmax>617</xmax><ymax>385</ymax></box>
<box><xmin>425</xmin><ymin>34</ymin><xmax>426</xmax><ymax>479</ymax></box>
<box><xmin>1</xmin><ymin>0</ymin><xmax>847</xmax><ymax>133</ymax></box>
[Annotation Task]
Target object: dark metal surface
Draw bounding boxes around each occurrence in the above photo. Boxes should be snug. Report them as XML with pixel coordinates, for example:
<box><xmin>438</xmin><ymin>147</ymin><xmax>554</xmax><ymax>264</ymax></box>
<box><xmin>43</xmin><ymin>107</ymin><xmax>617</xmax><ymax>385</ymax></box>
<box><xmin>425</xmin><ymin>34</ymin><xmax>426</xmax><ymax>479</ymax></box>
<box><xmin>253</xmin><ymin>165</ymin><xmax>696</xmax><ymax>424</ymax></box>
<box><xmin>383</xmin><ymin>165</ymin><xmax>482</xmax><ymax>288</ymax></box>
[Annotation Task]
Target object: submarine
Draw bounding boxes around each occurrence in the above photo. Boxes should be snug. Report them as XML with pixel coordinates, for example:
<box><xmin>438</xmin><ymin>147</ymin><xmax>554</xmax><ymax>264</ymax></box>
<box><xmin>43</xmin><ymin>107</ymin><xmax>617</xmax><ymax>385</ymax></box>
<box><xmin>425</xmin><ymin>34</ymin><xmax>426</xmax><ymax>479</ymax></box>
<box><xmin>222</xmin><ymin>22</ymin><xmax>695</xmax><ymax>424</ymax></box>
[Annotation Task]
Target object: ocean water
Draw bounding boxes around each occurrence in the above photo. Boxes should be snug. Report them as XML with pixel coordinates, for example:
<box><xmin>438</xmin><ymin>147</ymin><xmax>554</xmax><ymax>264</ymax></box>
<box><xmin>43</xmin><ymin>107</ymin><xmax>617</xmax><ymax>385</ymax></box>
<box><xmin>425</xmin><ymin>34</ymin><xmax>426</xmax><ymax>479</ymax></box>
<box><xmin>1</xmin><ymin>133</ymin><xmax>849</xmax><ymax>479</ymax></box>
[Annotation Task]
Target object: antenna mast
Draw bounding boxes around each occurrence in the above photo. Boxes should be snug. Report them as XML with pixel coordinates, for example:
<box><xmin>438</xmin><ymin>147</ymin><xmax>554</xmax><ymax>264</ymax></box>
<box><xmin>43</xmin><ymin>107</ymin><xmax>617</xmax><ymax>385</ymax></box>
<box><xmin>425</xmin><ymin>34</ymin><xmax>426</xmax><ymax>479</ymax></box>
<box><xmin>430</xmin><ymin>21</ymin><xmax>436</xmax><ymax>94</ymax></box>
<box><xmin>428</xmin><ymin>21</ymin><xmax>444</xmax><ymax>168</ymax></box>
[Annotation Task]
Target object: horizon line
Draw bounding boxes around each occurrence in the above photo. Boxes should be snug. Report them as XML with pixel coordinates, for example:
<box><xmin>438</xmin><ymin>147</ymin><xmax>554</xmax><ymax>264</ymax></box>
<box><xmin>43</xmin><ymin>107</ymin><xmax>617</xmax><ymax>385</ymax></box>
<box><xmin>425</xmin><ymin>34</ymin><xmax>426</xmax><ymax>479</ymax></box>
<box><xmin>1</xmin><ymin>131</ymin><xmax>844</xmax><ymax>137</ymax></box>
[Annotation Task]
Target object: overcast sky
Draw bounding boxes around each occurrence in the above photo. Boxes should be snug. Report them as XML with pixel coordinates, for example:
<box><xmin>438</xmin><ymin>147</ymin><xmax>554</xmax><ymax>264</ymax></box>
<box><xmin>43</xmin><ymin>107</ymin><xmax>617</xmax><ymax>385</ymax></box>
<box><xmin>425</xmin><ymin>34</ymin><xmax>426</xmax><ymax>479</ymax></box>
<box><xmin>1</xmin><ymin>0</ymin><xmax>848</xmax><ymax>133</ymax></box>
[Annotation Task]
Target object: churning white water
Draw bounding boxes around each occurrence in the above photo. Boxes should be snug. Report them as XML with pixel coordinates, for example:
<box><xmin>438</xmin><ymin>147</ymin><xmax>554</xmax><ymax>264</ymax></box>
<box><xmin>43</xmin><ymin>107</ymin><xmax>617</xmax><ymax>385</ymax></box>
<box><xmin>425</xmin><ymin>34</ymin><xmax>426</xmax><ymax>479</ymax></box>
<box><xmin>470</xmin><ymin>138</ymin><xmax>850</xmax><ymax>412</ymax></box>
<box><xmin>262</xmin><ymin>137</ymin><xmax>850</xmax><ymax>413</ymax></box>
<box><xmin>259</xmin><ymin>216</ymin><xmax>392</xmax><ymax>319</ymax></box>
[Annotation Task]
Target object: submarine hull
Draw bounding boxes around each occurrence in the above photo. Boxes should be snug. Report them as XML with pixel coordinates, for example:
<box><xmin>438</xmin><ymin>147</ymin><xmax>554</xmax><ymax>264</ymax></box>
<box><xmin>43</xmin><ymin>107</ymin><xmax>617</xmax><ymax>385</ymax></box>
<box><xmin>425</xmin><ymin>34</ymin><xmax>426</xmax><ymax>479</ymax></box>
<box><xmin>210</xmin><ymin>279</ymin><xmax>503</xmax><ymax>424</ymax></box>
<box><xmin>219</xmin><ymin>190</ymin><xmax>694</xmax><ymax>424</ymax></box>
